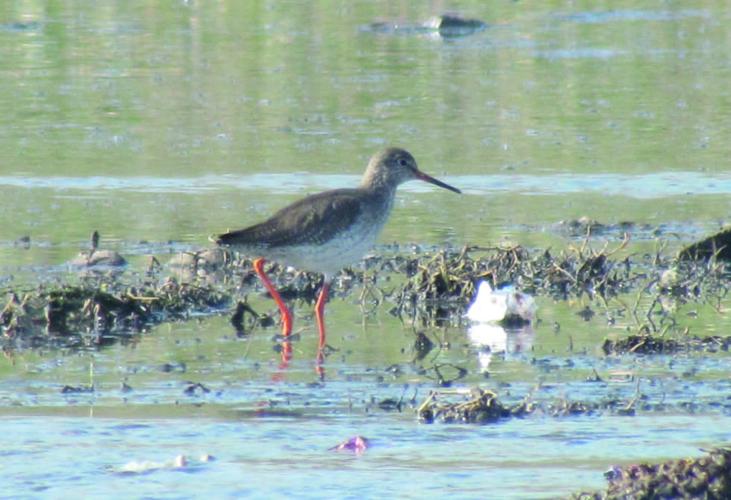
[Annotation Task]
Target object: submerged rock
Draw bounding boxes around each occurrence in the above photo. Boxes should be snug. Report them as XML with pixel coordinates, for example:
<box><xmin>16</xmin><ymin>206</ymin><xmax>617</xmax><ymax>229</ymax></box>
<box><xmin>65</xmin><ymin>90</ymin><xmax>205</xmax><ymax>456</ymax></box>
<box><xmin>168</xmin><ymin>248</ymin><xmax>230</xmax><ymax>270</ymax></box>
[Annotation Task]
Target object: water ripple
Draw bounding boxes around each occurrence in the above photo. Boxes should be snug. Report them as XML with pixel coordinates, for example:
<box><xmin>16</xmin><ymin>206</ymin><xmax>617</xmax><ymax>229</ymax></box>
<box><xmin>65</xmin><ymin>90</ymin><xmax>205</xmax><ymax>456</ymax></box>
<box><xmin>1</xmin><ymin>171</ymin><xmax>730</xmax><ymax>199</ymax></box>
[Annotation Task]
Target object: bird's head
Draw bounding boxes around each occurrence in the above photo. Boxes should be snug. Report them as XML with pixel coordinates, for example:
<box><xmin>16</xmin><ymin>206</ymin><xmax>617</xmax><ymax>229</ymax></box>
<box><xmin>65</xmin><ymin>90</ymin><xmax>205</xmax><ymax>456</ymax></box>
<box><xmin>360</xmin><ymin>147</ymin><xmax>461</xmax><ymax>194</ymax></box>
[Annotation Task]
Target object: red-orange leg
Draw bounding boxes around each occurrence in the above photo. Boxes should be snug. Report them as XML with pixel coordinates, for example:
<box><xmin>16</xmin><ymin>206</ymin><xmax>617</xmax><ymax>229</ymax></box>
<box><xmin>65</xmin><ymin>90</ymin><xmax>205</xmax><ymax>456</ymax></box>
<box><xmin>314</xmin><ymin>281</ymin><xmax>330</xmax><ymax>351</ymax></box>
<box><xmin>280</xmin><ymin>340</ymin><xmax>293</xmax><ymax>366</ymax></box>
<box><xmin>253</xmin><ymin>258</ymin><xmax>293</xmax><ymax>337</ymax></box>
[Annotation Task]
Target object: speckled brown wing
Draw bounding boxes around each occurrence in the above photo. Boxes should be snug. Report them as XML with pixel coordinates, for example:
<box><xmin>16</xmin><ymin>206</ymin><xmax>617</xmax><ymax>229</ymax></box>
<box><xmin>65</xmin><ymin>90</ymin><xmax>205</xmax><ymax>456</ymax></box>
<box><xmin>215</xmin><ymin>188</ymin><xmax>366</xmax><ymax>249</ymax></box>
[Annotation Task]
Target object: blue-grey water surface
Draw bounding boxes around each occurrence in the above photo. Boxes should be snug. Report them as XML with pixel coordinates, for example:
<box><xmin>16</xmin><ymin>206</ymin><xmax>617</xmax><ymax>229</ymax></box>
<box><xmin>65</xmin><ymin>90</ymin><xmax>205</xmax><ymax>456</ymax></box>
<box><xmin>1</xmin><ymin>2</ymin><xmax>731</xmax><ymax>498</ymax></box>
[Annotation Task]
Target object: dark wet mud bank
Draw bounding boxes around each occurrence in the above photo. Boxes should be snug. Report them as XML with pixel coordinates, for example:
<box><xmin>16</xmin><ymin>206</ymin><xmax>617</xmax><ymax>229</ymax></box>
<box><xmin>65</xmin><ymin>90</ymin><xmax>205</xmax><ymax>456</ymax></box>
<box><xmin>574</xmin><ymin>447</ymin><xmax>731</xmax><ymax>499</ymax></box>
<box><xmin>3</xmin><ymin>239</ymin><xmax>731</xmax><ymax>352</ymax></box>
<box><xmin>0</xmin><ymin>277</ymin><xmax>229</xmax><ymax>349</ymax></box>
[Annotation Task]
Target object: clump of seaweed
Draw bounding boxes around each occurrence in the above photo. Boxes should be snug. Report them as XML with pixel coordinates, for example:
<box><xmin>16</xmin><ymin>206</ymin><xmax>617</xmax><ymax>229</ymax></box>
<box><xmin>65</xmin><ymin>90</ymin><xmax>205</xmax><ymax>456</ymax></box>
<box><xmin>178</xmin><ymin>236</ymin><xmax>730</xmax><ymax>342</ymax></box>
<box><xmin>0</xmin><ymin>277</ymin><xmax>229</xmax><ymax>349</ymax></box>
<box><xmin>5</xmin><ymin>232</ymin><xmax>731</xmax><ymax>352</ymax></box>
<box><xmin>574</xmin><ymin>447</ymin><xmax>731</xmax><ymax>499</ymax></box>
<box><xmin>390</xmin><ymin>240</ymin><xmax>637</xmax><ymax>326</ymax></box>
<box><xmin>416</xmin><ymin>386</ymin><xmax>657</xmax><ymax>424</ymax></box>
<box><xmin>380</xmin><ymin>239</ymin><xmax>731</xmax><ymax>355</ymax></box>
<box><xmin>208</xmin><ymin>253</ymin><xmax>357</xmax><ymax>303</ymax></box>
<box><xmin>417</xmin><ymin>387</ymin><xmax>522</xmax><ymax>424</ymax></box>
<box><xmin>602</xmin><ymin>334</ymin><xmax>731</xmax><ymax>355</ymax></box>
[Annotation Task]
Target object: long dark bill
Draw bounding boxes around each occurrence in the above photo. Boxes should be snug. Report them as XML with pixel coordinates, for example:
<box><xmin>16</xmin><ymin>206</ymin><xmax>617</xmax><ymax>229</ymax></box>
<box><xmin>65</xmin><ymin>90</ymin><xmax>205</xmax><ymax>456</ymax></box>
<box><xmin>415</xmin><ymin>170</ymin><xmax>462</xmax><ymax>194</ymax></box>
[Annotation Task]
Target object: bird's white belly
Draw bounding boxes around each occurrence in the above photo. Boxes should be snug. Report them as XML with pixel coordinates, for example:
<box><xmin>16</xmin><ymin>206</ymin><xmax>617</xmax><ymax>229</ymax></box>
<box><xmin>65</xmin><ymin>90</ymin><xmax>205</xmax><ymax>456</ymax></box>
<box><xmin>270</xmin><ymin>217</ymin><xmax>385</xmax><ymax>277</ymax></box>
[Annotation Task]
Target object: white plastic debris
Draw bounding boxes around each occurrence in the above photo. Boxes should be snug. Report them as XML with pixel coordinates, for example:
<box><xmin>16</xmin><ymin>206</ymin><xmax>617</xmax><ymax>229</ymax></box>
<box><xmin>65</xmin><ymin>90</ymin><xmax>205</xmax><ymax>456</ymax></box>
<box><xmin>117</xmin><ymin>455</ymin><xmax>188</xmax><ymax>474</ymax></box>
<box><xmin>466</xmin><ymin>281</ymin><xmax>536</xmax><ymax>324</ymax></box>
<box><xmin>115</xmin><ymin>453</ymin><xmax>214</xmax><ymax>474</ymax></box>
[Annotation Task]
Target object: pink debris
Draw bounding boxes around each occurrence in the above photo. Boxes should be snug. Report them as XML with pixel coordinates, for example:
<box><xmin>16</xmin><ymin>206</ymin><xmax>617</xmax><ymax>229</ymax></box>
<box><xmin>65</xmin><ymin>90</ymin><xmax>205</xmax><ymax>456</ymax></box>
<box><xmin>330</xmin><ymin>436</ymin><xmax>369</xmax><ymax>455</ymax></box>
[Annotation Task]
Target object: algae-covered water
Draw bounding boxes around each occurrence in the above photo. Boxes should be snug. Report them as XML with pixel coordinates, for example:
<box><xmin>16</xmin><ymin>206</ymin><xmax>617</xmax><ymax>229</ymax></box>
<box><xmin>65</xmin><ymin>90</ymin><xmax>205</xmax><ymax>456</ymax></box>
<box><xmin>1</xmin><ymin>2</ymin><xmax>731</xmax><ymax>498</ymax></box>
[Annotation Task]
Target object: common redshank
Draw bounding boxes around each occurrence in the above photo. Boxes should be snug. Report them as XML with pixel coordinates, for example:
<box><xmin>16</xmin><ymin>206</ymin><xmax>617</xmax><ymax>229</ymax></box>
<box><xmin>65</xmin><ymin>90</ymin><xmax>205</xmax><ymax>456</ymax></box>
<box><xmin>213</xmin><ymin>147</ymin><xmax>461</xmax><ymax>352</ymax></box>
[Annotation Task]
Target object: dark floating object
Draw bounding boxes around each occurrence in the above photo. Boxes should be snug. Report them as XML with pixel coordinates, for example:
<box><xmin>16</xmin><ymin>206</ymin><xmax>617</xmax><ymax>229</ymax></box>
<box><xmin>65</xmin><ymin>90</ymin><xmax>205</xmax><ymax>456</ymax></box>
<box><xmin>413</xmin><ymin>331</ymin><xmax>434</xmax><ymax>361</ymax></box>
<box><xmin>575</xmin><ymin>447</ymin><xmax>731</xmax><ymax>499</ymax></box>
<box><xmin>577</xmin><ymin>305</ymin><xmax>595</xmax><ymax>321</ymax></box>
<box><xmin>69</xmin><ymin>231</ymin><xmax>127</xmax><ymax>268</ymax></box>
<box><xmin>678</xmin><ymin>227</ymin><xmax>731</xmax><ymax>261</ymax></box>
<box><xmin>0</xmin><ymin>21</ymin><xmax>42</xmax><ymax>32</ymax></box>
<box><xmin>61</xmin><ymin>384</ymin><xmax>94</xmax><ymax>394</ymax></box>
<box><xmin>183</xmin><ymin>382</ymin><xmax>211</xmax><ymax>396</ymax></box>
<box><xmin>367</xmin><ymin>13</ymin><xmax>486</xmax><ymax>38</ymax></box>
<box><xmin>422</xmin><ymin>14</ymin><xmax>487</xmax><ymax>37</ymax></box>
<box><xmin>14</xmin><ymin>235</ymin><xmax>31</xmax><ymax>249</ymax></box>
<box><xmin>160</xmin><ymin>361</ymin><xmax>187</xmax><ymax>373</ymax></box>
<box><xmin>230</xmin><ymin>300</ymin><xmax>251</xmax><ymax>335</ymax></box>
<box><xmin>377</xmin><ymin>398</ymin><xmax>402</xmax><ymax>412</ymax></box>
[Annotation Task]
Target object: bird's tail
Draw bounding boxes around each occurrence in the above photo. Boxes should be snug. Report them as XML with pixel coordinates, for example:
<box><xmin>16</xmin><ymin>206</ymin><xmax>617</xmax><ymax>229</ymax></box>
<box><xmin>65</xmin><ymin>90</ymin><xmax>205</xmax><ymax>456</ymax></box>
<box><xmin>211</xmin><ymin>225</ymin><xmax>266</xmax><ymax>247</ymax></box>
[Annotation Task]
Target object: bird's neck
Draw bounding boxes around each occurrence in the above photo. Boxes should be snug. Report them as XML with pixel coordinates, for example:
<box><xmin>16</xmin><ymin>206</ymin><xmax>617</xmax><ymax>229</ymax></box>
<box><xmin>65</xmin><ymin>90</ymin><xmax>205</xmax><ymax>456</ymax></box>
<box><xmin>360</xmin><ymin>168</ymin><xmax>399</xmax><ymax>193</ymax></box>
<box><xmin>360</xmin><ymin>178</ymin><xmax>398</xmax><ymax>203</ymax></box>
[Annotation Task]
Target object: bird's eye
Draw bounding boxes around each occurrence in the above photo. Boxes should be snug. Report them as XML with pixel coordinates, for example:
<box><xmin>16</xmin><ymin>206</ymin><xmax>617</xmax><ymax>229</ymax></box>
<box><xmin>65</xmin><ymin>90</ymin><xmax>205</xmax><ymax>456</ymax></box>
<box><xmin>398</xmin><ymin>158</ymin><xmax>408</xmax><ymax>166</ymax></box>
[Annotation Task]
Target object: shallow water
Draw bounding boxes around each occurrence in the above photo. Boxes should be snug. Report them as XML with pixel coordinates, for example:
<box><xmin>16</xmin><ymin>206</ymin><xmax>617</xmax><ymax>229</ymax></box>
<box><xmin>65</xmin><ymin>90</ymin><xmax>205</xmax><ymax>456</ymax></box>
<box><xmin>2</xmin><ymin>2</ymin><xmax>731</xmax><ymax>498</ymax></box>
<box><xmin>2</xmin><ymin>317</ymin><xmax>730</xmax><ymax>499</ymax></box>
